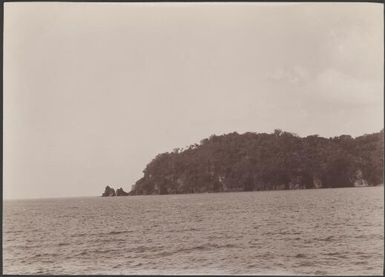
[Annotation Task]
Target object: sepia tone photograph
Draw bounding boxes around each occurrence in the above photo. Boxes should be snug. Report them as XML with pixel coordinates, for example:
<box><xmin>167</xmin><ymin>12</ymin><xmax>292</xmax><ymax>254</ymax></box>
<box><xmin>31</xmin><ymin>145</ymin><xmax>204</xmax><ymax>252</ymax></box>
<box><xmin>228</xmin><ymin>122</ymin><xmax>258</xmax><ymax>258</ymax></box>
<box><xmin>3</xmin><ymin>2</ymin><xmax>384</xmax><ymax>275</ymax></box>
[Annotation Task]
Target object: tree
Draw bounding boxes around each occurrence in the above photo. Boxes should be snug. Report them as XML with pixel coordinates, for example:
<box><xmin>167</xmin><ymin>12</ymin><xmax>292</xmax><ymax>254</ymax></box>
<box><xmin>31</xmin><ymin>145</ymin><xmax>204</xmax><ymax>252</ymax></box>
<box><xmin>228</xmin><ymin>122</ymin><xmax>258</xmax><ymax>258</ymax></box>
<box><xmin>126</xmin><ymin>129</ymin><xmax>383</xmax><ymax>195</ymax></box>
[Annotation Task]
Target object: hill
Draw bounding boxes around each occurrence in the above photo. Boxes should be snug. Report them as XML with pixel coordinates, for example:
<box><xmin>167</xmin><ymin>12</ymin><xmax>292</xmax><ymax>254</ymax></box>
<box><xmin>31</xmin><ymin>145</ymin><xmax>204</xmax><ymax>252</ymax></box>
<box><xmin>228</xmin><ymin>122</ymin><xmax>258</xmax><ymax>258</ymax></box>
<box><xmin>103</xmin><ymin>129</ymin><xmax>384</xmax><ymax>196</ymax></box>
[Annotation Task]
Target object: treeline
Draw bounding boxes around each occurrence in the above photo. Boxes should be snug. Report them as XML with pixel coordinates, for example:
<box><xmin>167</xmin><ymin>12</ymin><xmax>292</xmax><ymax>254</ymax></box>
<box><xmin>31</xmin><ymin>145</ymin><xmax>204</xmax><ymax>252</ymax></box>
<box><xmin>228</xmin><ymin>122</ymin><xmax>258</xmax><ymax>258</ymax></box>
<box><xmin>103</xmin><ymin>129</ymin><xmax>383</xmax><ymax>196</ymax></box>
<box><xmin>128</xmin><ymin>129</ymin><xmax>384</xmax><ymax>195</ymax></box>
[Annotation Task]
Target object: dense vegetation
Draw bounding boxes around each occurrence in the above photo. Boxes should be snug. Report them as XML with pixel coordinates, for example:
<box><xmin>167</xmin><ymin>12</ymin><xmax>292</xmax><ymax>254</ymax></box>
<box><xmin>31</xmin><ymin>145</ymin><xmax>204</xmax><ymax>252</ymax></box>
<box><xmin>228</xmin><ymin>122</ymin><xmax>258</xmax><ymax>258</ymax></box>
<box><xmin>102</xmin><ymin>129</ymin><xmax>384</xmax><ymax>196</ymax></box>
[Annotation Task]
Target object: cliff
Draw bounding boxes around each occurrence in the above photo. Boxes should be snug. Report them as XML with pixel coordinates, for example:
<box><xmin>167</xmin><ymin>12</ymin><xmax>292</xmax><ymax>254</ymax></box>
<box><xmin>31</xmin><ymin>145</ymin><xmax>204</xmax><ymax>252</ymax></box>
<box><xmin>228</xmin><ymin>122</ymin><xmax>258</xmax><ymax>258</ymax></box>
<box><xmin>103</xmin><ymin>129</ymin><xmax>384</xmax><ymax>196</ymax></box>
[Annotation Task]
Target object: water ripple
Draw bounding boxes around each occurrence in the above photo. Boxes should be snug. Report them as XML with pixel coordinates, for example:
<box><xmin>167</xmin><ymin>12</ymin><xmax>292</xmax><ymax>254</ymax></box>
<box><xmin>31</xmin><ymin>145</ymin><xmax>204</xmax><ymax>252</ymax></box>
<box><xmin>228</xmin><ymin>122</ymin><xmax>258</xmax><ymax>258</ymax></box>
<box><xmin>3</xmin><ymin>187</ymin><xmax>384</xmax><ymax>275</ymax></box>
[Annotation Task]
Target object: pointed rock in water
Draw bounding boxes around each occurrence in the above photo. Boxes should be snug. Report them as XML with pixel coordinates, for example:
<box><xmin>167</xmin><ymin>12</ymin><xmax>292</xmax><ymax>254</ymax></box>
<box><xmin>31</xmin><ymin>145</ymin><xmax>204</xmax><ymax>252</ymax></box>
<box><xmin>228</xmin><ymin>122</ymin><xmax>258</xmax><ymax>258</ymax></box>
<box><xmin>102</xmin><ymin>185</ymin><xmax>116</xmax><ymax>197</ymax></box>
<box><xmin>116</xmin><ymin>187</ymin><xmax>129</xmax><ymax>196</ymax></box>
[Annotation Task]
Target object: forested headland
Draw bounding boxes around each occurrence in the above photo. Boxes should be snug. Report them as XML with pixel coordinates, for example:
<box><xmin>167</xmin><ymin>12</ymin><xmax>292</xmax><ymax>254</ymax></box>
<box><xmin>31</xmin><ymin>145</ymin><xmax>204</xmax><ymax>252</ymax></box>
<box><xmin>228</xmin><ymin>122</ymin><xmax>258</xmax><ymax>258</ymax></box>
<box><xmin>102</xmin><ymin>129</ymin><xmax>384</xmax><ymax>196</ymax></box>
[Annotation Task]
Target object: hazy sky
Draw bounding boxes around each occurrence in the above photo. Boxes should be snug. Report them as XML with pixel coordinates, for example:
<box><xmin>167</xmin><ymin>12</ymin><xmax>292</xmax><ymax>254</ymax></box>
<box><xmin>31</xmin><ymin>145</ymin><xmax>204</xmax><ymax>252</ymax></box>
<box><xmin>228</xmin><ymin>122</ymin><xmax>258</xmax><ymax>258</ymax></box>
<box><xmin>4</xmin><ymin>3</ymin><xmax>383</xmax><ymax>199</ymax></box>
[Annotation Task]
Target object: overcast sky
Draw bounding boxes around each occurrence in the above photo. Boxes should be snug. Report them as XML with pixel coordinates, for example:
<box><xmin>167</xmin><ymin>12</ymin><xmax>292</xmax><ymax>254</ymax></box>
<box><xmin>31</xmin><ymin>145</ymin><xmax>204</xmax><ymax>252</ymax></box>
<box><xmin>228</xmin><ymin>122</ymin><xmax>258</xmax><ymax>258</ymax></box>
<box><xmin>4</xmin><ymin>3</ymin><xmax>383</xmax><ymax>199</ymax></box>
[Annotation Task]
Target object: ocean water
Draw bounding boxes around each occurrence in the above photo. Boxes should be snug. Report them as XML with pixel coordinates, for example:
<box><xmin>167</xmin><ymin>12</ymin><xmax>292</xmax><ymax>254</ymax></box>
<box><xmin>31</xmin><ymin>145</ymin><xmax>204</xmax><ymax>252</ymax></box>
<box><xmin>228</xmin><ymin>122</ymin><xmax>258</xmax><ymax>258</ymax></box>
<box><xmin>3</xmin><ymin>187</ymin><xmax>384</xmax><ymax>275</ymax></box>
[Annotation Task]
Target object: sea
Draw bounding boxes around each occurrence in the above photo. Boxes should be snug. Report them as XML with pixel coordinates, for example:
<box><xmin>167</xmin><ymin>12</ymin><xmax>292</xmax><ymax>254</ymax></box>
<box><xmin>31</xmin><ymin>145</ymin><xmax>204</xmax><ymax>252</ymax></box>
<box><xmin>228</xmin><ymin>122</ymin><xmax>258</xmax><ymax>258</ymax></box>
<box><xmin>3</xmin><ymin>187</ymin><xmax>384</xmax><ymax>275</ymax></box>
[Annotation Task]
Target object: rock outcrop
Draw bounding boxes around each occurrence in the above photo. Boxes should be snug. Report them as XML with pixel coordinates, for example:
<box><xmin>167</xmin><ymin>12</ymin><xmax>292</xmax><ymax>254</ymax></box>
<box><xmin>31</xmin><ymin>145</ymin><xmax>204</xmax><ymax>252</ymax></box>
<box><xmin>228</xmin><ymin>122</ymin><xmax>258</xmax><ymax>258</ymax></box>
<box><xmin>101</xmin><ymin>186</ymin><xmax>130</xmax><ymax>197</ymax></box>
<box><xmin>116</xmin><ymin>187</ymin><xmax>129</xmax><ymax>196</ymax></box>
<box><xmin>101</xmin><ymin>186</ymin><xmax>116</xmax><ymax>197</ymax></box>
<box><xmin>352</xmin><ymin>169</ymin><xmax>369</xmax><ymax>187</ymax></box>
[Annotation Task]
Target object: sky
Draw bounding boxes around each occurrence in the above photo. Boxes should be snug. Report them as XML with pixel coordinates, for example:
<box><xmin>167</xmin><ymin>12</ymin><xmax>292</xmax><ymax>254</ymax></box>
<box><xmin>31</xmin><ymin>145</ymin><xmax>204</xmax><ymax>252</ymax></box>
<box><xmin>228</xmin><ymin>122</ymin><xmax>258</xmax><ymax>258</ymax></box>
<box><xmin>3</xmin><ymin>3</ymin><xmax>384</xmax><ymax>199</ymax></box>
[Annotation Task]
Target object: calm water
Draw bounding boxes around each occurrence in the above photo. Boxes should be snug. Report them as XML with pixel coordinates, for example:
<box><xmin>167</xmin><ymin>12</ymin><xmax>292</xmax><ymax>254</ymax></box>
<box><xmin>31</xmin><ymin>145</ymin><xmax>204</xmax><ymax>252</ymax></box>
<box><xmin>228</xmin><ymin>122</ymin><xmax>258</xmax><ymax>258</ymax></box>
<box><xmin>3</xmin><ymin>187</ymin><xmax>384</xmax><ymax>275</ymax></box>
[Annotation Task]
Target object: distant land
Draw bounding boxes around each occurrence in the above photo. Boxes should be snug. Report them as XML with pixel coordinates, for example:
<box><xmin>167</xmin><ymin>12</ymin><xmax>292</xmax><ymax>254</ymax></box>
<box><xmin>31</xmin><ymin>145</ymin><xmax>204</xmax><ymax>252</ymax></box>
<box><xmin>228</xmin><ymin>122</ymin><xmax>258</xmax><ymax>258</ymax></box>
<box><xmin>102</xmin><ymin>129</ymin><xmax>384</xmax><ymax>197</ymax></box>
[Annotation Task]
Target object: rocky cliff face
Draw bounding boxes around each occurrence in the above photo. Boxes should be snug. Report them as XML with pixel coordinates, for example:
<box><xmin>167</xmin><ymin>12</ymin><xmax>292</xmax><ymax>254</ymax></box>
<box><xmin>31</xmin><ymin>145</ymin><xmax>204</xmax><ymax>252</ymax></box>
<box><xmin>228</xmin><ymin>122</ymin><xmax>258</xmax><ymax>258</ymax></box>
<box><xmin>352</xmin><ymin>169</ymin><xmax>369</xmax><ymax>187</ymax></box>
